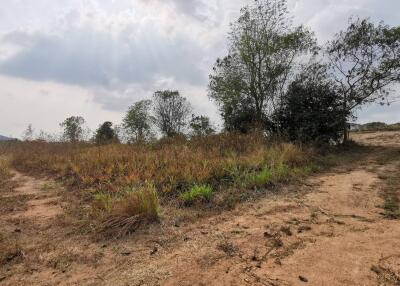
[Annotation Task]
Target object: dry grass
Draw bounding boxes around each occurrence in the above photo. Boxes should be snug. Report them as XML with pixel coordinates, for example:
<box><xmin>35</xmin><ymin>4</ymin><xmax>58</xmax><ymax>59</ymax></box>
<box><xmin>1</xmin><ymin>134</ymin><xmax>315</xmax><ymax>237</ymax></box>
<box><xmin>94</xmin><ymin>182</ymin><xmax>160</xmax><ymax>238</ymax></box>
<box><xmin>1</xmin><ymin>133</ymin><xmax>312</xmax><ymax>196</ymax></box>
<box><xmin>0</xmin><ymin>156</ymin><xmax>11</xmax><ymax>183</ymax></box>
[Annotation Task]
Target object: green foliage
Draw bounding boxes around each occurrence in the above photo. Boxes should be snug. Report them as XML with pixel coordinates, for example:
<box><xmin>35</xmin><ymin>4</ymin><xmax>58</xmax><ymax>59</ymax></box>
<box><xmin>153</xmin><ymin>90</ymin><xmax>191</xmax><ymax>137</ymax></box>
<box><xmin>327</xmin><ymin>18</ymin><xmax>400</xmax><ymax>140</ymax></box>
<box><xmin>189</xmin><ymin>115</ymin><xmax>215</xmax><ymax>137</ymax></box>
<box><xmin>60</xmin><ymin>116</ymin><xmax>86</xmax><ymax>142</ymax></box>
<box><xmin>123</xmin><ymin>100</ymin><xmax>154</xmax><ymax>142</ymax></box>
<box><xmin>273</xmin><ymin>64</ymin><xmax>346</xmax><ymax>143</ymax></box>
<box><xmin>180</xmin><ymin>184</ymin><xmax>214</xmax><ymax>204</ymax></box>
<box><xmin>95</xmin><ymin>121</ymin><xmax>118</xmax><ymax>145</ymax></box>
<box><xmin>236</xmin><ymin>164</ymin><xmax>291</xmax><ymax>189</ymax></box>
<box><xmin>209</xmin><ymin>0</ymin><xmax>316</xmax><ymax>133</ymax></box>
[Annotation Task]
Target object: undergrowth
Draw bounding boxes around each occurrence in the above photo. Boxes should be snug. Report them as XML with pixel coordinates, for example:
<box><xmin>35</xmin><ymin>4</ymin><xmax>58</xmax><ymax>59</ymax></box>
<box><xmin>1</xmin><ymin>133</ymin><xmax>316</xmax><ymax>237</ymax></box>
<box><xmin>180</xmin><ymin>184</ymin><xmax>214</xmax><ymax>205</ymax></box>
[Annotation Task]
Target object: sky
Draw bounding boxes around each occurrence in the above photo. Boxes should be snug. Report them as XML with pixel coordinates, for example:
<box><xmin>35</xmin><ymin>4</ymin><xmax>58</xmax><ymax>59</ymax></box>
<box><xmin>0</xmin><ymin>0</ymin><xmax>399</xmax><ymax>138</ymax></box>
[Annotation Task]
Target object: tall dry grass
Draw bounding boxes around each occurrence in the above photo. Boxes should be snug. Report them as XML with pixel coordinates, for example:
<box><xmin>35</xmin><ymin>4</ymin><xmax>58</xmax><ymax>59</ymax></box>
<box><xmin>2</xmin><ymin>133</ymin><xmax>311</xmax><ymax>196</ymax></box>
<box><xmin>0</xmin><ymin>156</ymin><xmax>11</xmax><ymax>182</ymax></box>
<box><xmin>1</xmin><ymin>134</ymin><xmax>315</xmax><ymax>237</ymax></box>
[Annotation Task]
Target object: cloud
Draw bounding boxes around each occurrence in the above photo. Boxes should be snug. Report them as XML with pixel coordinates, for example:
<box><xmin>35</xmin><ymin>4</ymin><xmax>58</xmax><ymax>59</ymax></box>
<box><xmin>0</xmin><ymin>25</ymin><xmax>206</xmax><ymax>89</ymax></box>
<box><xmin>0</xmin><ymin>0</ymin><xmax>399</xmax><ymax>137</ymax></box>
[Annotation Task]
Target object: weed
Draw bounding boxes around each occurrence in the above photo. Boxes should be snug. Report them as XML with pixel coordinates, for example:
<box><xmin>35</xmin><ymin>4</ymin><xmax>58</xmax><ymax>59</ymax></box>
<box><xmin>180</xmin><ymin>184</ymin><xmax>214</xmax><ymax>204</ymax></box>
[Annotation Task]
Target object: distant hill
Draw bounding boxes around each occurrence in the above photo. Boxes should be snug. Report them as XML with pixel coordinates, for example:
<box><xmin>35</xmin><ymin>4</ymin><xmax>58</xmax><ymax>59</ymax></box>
<box><xmin>0</xmin><ymin>135</ymin><xmax>16</xmax><ymax>141</ymax></box>
<box><xmin>351</xmin><ymin>122</ymin><xmax>400</xmax><ymax>132</ymax></box>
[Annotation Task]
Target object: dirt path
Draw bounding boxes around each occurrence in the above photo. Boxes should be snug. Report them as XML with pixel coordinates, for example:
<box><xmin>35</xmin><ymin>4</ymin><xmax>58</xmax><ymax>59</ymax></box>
<box><xmin>1</xmin><ymin>132</ymin><xmax>400</xmax><ymax>286</ymax></box>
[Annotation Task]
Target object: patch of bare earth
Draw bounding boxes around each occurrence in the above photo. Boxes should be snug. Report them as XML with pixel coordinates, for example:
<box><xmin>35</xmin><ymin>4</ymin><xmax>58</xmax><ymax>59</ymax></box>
<box><xmin>1</xmin><ymin>132</ymin><xmax>400</xmax><ymax>285</ymax></box>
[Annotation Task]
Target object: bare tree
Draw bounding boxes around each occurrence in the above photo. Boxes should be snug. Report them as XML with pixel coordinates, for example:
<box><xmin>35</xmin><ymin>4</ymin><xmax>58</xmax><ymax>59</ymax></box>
<box><xmin>153</xmin><ymin>90</ymin><xmax>191</xmax><ymax>137</ymax></box>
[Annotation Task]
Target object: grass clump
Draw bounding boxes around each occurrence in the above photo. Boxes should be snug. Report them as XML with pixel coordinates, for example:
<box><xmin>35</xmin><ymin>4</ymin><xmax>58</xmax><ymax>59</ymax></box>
<box><xmin>0</xmin><ymin>157</ymin><xmax>11</xmax><ymax>182</ymax></box>
<box><xmin>96</xmin><ymin>182</ymin><xmax>160</xmax><ymax>238</ymax></box>
<box><xmin>180</xmin><ymin>184</ymin><xmax>214</xmax><ymax>205</ymax></box>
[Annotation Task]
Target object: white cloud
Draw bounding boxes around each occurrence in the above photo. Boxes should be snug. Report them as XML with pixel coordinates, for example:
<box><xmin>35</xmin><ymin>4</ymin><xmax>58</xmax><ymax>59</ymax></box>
<box><xmin>0</xmin><ymin>0</ymin><xmax>399</xmax><ymax>137</ymax></box>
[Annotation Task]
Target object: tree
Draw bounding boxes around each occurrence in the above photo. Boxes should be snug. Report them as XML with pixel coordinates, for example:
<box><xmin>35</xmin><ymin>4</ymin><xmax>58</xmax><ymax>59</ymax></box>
<box><xmin>327</xmin><ymin>18</ymin><xmax>400</xmax><ymax>141</ymax></box>
<box><xmin>95</xmin><ymin>121</ymin><xmax>118</xmax><ymax>144</ymax></box>
<box><xmin>123</xmin><ymin>100</ymin><xmax>154</xmax><ymax>142</ymax></box>
<box><xmin>60</xmin><ymin>116</ymin><xmax>85</xmax><ymax>142</ymax></box>
<box><xmin>209</xmin><ymin>0</ymin><xmax>315</xmax><ymax>132</ymax></box>
<box><xmin>22</xmin><ymin>124</ymin><xmax>34</xmax><ymax>141</ymax></box>
<box><xmin>189</xmin><ymin>115</ymin><xmax>215</xmax><ymax>137</ymax></box>
<box><xmin>273</xmin><ymin>64</ymin><xmax>347</xmax><ymax>143</ymax></box>
<box><xmin>153</xmin><ymin>90</ymin><xmax>191</xmax><ymax>137</ymax></box>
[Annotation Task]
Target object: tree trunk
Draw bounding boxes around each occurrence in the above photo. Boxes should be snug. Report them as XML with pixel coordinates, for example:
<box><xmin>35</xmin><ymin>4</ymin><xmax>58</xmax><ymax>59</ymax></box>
<box><xmin>343</xmin><ymin>122</ymin><xmax>349</xmax><ymax>143</ymax></box>
<box><xmin>342</xmin><ymin>94</ymin><xmax>348</xmax><ymax>144</ymax></box>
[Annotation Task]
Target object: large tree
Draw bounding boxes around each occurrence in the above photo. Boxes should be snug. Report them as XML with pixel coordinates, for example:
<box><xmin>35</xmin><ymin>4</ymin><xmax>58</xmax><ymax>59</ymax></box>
<box><xmin>123</xmin><ymin>100</ymin><xmax>154</xmax><ymax>142</ymax></box>
<box><xmin>209</xmin><ymin>0</ymin><xmax>315</xmax><ymax>132</ymax></box>
<box><xmin>60</xmin><ymin>116</ymin><xmax>85</xmax><ymax>142</ymax></box>
<box><xmin>327</xmin><ymin>18</ymin><xmax>400</xmax><ymax>141</ymax></box>
<box><xmin>153</xmin><ymin>90</ymin><xmax>191</xmax><ymax>137</ymax></box>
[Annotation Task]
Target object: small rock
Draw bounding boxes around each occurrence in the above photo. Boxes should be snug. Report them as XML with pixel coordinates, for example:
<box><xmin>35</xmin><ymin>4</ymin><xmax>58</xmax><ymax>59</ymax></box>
<box><xmin>14</xmin><ymin>229</ymin><xmax>21</xmax><ymax>233</ymax></box>
<box><xmin>120</xmin><ymin>251</ymin><xmax>131</xmax><ymax>256</ymax></box>
<box><xmin>299</xmin><ymin>276</ymin><xmax>308</xmax><ymax>283</ymax></box>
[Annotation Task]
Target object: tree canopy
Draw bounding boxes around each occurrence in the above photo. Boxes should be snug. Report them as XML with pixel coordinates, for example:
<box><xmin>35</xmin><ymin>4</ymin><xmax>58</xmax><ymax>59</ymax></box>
<box><xmin>153</xmin><ymin>90</ymin><xmax>191</xmax><ymax>137</ymax></box>
<box><xmin>209</xmin><ymin>0</ymin><xmax>316</xmax><ymax>132</ymax></box>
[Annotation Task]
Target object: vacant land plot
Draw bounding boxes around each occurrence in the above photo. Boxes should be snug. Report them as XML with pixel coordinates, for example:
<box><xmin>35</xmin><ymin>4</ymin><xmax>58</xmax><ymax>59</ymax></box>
<box><xmin>1</xmin><ymin>132</ymin><xmax>399</xmax><ymax>285</ymax></box>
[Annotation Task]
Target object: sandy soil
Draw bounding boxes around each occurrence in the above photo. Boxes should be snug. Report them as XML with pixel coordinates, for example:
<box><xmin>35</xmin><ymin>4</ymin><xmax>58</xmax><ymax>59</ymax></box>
<box><xmin>1</xmin><ymin>132</ymin><xmax>399</xmax><ymax>286</ymax></box>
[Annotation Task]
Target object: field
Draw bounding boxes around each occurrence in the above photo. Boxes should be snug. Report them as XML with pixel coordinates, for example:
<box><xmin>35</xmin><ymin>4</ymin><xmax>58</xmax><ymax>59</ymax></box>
<box><xmin>1</xmin><ymin>131</ymin><xmax>400</xmax><ymax>285</ymax></box>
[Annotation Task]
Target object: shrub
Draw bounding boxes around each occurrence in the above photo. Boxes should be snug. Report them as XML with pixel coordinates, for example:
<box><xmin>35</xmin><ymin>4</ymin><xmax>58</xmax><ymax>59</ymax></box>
<box><xmin>180</xmin><ymin>184</ymin><xmax>214</xmax><ymax>204</ymax></box>
<box><xmin>119</xmin><ymin>182</ymin><xmax>160</xmax><ymax>220</ymax></box>
<box><xmin>273</xmin><ymin>64</ymin><xmax>346</xmax><ymax>143</ymax></box>
<box><xmin>98</xmin><ymin>182</ymin><xmax>160</xmax><ymax>238</ymax></box>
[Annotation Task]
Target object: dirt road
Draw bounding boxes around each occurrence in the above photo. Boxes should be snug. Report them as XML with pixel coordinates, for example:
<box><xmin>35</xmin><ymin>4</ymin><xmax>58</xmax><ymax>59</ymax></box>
<box><xmin>1</xmin><ymin>131</ymin><xmax>399</xmax><ymax>285</ymax></box>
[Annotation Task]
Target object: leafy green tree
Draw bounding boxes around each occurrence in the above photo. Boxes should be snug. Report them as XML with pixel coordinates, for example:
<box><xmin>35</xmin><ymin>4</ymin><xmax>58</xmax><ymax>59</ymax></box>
<box><xmin>189</xmin><ymin>115</ymin><xmax>215</xmax><ymax>137</ymax></box>
<box><xmin>327</xmin><ymin>18</ymin><xmax>400</xmax><ymax>141</ymax></box>
<box><xmin>123</xmin><ymin>100</ymin><xmax>154</xmax><ymax>142</ymax></box>
<box><xmin>209</xmin><ymin>0</ymin><xmax>315</xmax><ymax>132</ymax></box>
<box><xmin>95</xmin><ymin>121</ymin><xmax>118</xmax><ymax>144</ymax></box>
<box><xmin>153</xmin><ymin>90</ymin><xmax>191</xmax><ymax>137</ymax></box>
<box><xmin>273</xmin><ymin>64</ymin><xmax>347</xmax><ymax>143</ymax></box>
<box><xmin>60</xmin><ymin>116</ymin><xmax>85</xmax><ymax>142</ymax></box>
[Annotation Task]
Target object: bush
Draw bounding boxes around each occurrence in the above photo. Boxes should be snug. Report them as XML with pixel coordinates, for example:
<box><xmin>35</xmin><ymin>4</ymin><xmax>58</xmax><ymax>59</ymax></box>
<box><xmin>180</xmin><ymin>184</ymin><xmax>214</xmax><ymax>204</ymax></box>
<box><xmin>96</xmin><ymin>183</ymin><xmax>160</xmax><ymax>238</ymax></box>
<box><xmin>273</xmin><ymin>64</ymin><xmax>346</xmax><ymax>143</ymax></box>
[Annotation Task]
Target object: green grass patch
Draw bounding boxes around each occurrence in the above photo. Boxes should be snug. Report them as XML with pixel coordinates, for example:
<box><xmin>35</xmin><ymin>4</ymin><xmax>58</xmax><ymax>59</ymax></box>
<box><xmin>180</xmin><ymin>184</ymin><xmax>214</xmax><ymax>204</ymax></box>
